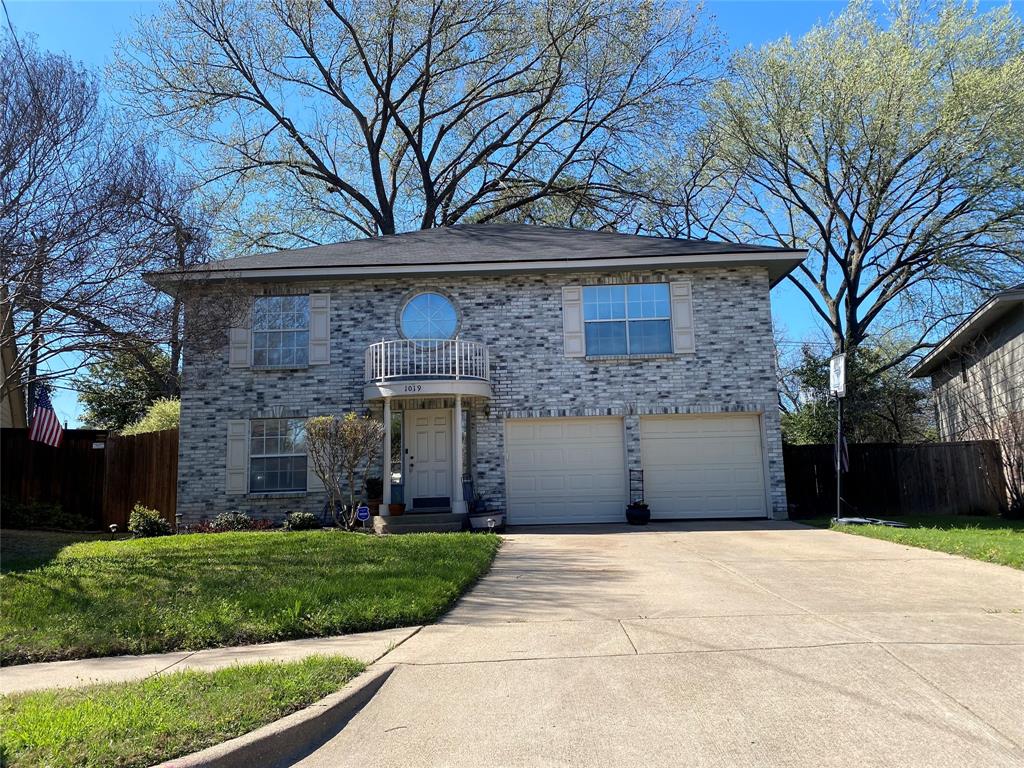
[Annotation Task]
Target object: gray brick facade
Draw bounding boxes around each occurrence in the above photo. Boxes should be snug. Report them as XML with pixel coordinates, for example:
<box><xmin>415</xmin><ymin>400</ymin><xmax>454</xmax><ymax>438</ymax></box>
<box><xmin>177</xmin><ymin>265</ymin><xmax>788</xmax><ymax>523</ymax></box>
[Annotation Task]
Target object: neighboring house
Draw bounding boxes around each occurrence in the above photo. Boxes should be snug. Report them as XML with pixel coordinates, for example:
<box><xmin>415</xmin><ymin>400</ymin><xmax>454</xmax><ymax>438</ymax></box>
<box><xmin>149</xmin><ymin>224</ymin><xmax>804</xmax><ymax>526</ymax></box>
<box><xmin>910</xmin><ymin>285</ymin><xmax>1023</xmax><ymax>441</ymax></box>
<box><xmin>910</xmin><ymin>285</ymin><xmax>1023</xmax><ymax>511</ymax></box>
<box><xmin>1</xmin><ymin>310</ymin><xmax>27</xmax><ymax>429</ymax></box>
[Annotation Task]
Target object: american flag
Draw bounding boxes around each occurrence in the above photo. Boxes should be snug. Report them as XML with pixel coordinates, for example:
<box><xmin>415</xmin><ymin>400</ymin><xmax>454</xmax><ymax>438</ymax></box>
<box><xmin>29</xmin><ymin>387</ymin><xmax>64</xmax><ymax>447</ymax></box>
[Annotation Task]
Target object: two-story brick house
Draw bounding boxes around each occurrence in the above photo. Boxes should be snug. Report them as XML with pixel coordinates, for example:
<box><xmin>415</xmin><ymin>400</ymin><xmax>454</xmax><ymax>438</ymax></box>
<box><xmin>151</xmin><ymin>224</ymin><xmax>804</xmax><ymax>527</ymax></box>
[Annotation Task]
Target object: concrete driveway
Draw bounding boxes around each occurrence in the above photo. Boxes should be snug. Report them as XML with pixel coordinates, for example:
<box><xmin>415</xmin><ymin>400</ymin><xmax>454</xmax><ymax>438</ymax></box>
<box><xmin>297</xmin><ymin>521</ymin><xmax>1024</xmax><ymax>767</ymax></box>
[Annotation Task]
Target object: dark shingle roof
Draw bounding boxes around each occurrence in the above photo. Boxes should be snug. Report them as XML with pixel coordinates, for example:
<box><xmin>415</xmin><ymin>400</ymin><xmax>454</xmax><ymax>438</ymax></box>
<box><xmin>196</xmin><ymin>224</ymin><xmax>799</xmax><ymax>271</ymax></box>
<box><xmin>149</xmin><ymin>223</ymin><xmax>806</xmax><ymax>287</ymax></box>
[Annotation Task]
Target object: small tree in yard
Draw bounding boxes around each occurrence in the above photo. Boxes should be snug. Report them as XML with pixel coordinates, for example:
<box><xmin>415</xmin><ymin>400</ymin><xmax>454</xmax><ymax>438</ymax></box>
<box><xmin>305</xmin><ymin>413</ymin><xmax>385</xmax><ymax>529</ymax></box>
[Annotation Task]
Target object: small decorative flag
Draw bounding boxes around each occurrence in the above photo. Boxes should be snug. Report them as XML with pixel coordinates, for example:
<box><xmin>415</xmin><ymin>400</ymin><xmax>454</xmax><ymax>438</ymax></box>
<box><xmin>29</xmin><ymin>386</ymin><xmax>63</xmax><ymax>448</ymax></box>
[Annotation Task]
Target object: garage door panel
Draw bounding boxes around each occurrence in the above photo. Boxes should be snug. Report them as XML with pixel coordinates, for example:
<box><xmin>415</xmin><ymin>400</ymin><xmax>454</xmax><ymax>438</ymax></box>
<box><xmin>506</xmin><ymin>417</ymin><xmax>626</xmax><ymax>525</ymax></box>
<box><xmin>507</xmin><ymin>475</ymin><xmax>539</xmax><ymax>494</ymax></box>
<box><xmin>537</xmin><ymin>476</ymin><xmax>567</xmax><ymax>492</ymax></box>
<box><xmin>641</xmin><ymin>415</ymin><xmax>767</xmax><ymax>520</ymax></box>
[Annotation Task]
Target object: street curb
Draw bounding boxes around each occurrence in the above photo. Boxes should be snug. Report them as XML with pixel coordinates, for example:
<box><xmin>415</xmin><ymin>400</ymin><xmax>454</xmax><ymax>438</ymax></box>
<box><xmin>156</xmin><ymin>664</ymin><xmax>395</xmax><ymax>768</ymax></box>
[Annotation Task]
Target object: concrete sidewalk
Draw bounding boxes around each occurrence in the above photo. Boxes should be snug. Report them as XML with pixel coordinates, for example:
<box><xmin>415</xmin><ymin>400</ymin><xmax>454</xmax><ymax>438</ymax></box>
<box><xmin>0</xmin><ymin>626</ymin><xmax>420</xmax><ymax>695</ymax></box>
<box><xmin>295</xmin><ymin>522</ymin><xmax>1024</xmax><ymax>768</ymax></box>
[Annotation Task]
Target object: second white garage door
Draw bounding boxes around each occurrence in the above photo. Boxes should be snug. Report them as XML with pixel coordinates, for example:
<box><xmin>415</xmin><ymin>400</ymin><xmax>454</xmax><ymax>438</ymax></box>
<box><xmin>505</xmin><ymin>417</ymin><xmax>626</xmax><ymax>525</ymax></box>
<box><xmin>641</xmin><ymin>414</ymin><xmax>768</xmax><ymax>519</ymax></box>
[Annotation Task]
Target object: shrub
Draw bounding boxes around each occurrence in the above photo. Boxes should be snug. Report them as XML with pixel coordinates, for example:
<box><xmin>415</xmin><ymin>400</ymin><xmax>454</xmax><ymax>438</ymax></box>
<box><xmin>182</xmin><ymin>515</ymin><xmax>276</xmax><ymax>534</ymax></box>
<box><xmin>285</xmin><ymin>511</ymin><xmax>320</xmax><ymax>531</ymax></box>
<box><xmin>211</xmin><ymin>510</ymin><xmax>255</xmax><ymax>531</ymax></box>
<box><xmin>120</xmin><ymin>398</ymin><xmax>180</xmax><ymax>436</ymax></box>
<box><xmin>1</xmin><ymin>498</ymin><xmax>93</xmax><ymax>530</ymax></box>
<box><xmin>128</xmin><ymin>504</ymin><xmax>172</xmax><ymax>537</ymax></box>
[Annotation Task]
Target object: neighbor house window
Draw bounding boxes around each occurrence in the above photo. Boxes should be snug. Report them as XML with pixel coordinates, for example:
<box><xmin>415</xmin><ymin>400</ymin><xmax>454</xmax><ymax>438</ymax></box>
<box><xmin>249</xmin><ymin>419</ymin><xmax>306</xmax><ymax>493</ymax></box>
<box><xmin>252</xmin><ymin>296</ymin><xmax>309</xmax><ymax>367</ymax></box>
<box><xmin>583</xmin><ymin>284</ymin><xmax>671</xmax><ymax>355</ymax></box>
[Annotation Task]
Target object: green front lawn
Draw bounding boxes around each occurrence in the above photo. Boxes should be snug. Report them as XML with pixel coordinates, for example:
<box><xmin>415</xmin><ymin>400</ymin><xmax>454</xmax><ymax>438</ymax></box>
<box><xmin>1</xmin><ymin>529</ymin><xmax>499</xmax><ymax>664</ymax></box>
<box><xmin>803</xmin><ymin>514</ymin><xmax>1024</xmax><ymax>569</ymax></box>
<box><xmin>0</xmin><ymin>530</ymin><xmax>131</xmax><ymax>573</ymax></box>
<box><xmin>0</xmin><ymin>655</ymin><xmax>364</xmax><ymax>768</ymax></box>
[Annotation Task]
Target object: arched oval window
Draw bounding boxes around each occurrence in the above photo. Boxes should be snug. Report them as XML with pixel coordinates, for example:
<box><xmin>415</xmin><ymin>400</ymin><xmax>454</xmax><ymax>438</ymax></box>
<box><xmin>400</xmin><ymin>292</ymin><xmax>458</xmax><ymax>341</ymax></box>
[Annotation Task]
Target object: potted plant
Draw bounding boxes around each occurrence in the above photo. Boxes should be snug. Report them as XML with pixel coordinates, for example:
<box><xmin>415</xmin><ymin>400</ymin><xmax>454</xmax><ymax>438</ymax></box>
<box><xmin>625</xmin><ymin>501</ymin><xmax>650</xmax><ymax>526</ymax></box>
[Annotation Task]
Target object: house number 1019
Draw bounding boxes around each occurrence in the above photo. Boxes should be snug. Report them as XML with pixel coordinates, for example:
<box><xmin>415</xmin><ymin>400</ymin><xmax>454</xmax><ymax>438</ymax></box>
<box><xmin>403</xmin><ymin>384</ymin><xmax>423</xmax><ymax>393</ymax></box>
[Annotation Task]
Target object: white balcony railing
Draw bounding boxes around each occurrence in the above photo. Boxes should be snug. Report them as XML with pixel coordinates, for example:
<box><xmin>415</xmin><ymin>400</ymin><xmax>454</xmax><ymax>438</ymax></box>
<box><xmin>365</xmin><ymin>339</ymin><xmax>490</xmax><ymax>383</ymax></box>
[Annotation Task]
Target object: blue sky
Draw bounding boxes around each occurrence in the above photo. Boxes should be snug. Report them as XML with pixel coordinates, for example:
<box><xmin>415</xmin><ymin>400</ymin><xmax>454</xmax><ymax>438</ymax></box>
<box><xmin>5</xmin><ymin>0</ymin><xmax>1020</xmax><ymax>424</ymax></box>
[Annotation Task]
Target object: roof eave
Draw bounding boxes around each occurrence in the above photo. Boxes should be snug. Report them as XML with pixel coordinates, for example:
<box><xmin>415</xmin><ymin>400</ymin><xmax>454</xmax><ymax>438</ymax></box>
<box><xmin>146</xmin><ymin>250</ymin><xmax>807</xmax><ymax>293</ymax></box>
<box><xmin>909</xmin><ymin>290</ymin><xmax>1024</xmax><ymax>378</ymax></box>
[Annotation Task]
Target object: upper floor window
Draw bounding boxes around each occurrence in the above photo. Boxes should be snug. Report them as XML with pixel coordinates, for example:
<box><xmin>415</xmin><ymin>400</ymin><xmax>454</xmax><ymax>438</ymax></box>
<box><xmin>250</xmin><ymin>418</ymin><xmax>306</xmax><ymax>493</ymax></box>
<box><xmin>401</xmin><ymin>292</ymin><xmax>457</xmax><ymax>341</ymax></box>
<box><xmin>583</xmin><ymin>284</ymin><xmax>671</xmax><ymax>355</ymax></box>
<box><xmin>252</xmin><ymin>296</ymin><xmax>309</xmax><ymax>367</ymax></box>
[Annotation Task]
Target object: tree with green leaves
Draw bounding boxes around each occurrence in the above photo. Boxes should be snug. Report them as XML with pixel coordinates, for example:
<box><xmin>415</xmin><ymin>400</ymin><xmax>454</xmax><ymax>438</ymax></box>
<box><xmin>702</xmin><ymin>0</ymin><xmax>1024</xmax><ymax>369</ymax></box>
<box><xmin>75</xmin><ymin>348</ymin><xmax>173</xmax><ymax>430</ymax></box>
<box><xmin>121</xmin><ymin>398</ymin><xmax>181</xmax><ymax>435</ymax></box>
<box><xmin>780</xmin><ymin>344</ymin><xmax>935</xmax><ymax>445</ymax></box>
<box><xmin>114</xmin><ymin>0</ymin><xmax>719</xmax><ymax>248</ymax></box>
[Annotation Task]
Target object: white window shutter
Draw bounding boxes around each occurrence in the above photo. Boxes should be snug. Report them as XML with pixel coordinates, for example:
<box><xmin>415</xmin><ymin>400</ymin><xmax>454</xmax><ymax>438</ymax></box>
<box><xmin>228</xmin><ymin>327</ymin><xmax>250</xmax><ymax>367</ymax></box>
<box><xmin>225</xmin><ymin>420</ymin><xmax>249</xmax><ymax>494</ymax></box>
<box><xmin>562</xmin><ymin>286</ymin><xmax>585</xmax><ymax>357</ymax></box>
<box><xmin>309</xmin><ymin>294</ymin><xmax>331</xmax><ymax>365</ymax></box>
<box><xmin>670</xmin><ymin>281</ymin><xmax>696</xmax><ymax>353</ymax></box>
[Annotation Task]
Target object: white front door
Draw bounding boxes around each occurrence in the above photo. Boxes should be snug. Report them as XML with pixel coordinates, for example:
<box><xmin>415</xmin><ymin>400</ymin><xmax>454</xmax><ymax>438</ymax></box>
<box><xmin>406</xmin><ymin>409</ymin><xmax>452</xmax><ymax>507</ymax></box>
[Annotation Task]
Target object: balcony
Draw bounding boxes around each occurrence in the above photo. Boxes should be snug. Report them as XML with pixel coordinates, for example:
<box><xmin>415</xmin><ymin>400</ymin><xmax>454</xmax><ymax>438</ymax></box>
<box><xmin>363</xmin><ymin>339</ymin><xmax>492</xmax><ymax>400</ymax></box>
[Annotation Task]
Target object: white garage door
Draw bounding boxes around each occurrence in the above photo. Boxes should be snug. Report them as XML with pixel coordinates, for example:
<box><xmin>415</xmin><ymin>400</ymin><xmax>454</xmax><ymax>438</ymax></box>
<box><xmin>505</xmin><ymin>417</ymin><xmax>626</xmax><ymax>525</ymax></box>
<box><xmin>641</xmin><ymin>414</ymin><xmax>768</xmax><ymax>519</ymax></box>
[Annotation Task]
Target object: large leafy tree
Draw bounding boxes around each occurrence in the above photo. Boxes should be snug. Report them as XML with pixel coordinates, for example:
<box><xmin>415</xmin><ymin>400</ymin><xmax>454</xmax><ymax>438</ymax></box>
<box><xmin>702</xmin><ymin>0</ymin><xmax>1024</xmax><ymax>367</ymax></box>
<box><xmin>115</xmin><ymin>0</ymin><xmax>719</xmax><ymax>248</ymax></box>
<box><xmin>780</xmin><ymin>344</ymin><xmax>935</xmax><ymax>444</ymax></box>
<box><xmin>74</xmin><ymin>347</ymin><xmax>173</xmax><ymax>430</ymax></box>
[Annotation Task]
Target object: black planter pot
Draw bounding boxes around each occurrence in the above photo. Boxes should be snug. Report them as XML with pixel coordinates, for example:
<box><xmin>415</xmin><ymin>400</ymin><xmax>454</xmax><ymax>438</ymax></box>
<box><xmin>625</xmin><ymin>504</ymin><xmax>650</xmax><ymax>526</ymax></box>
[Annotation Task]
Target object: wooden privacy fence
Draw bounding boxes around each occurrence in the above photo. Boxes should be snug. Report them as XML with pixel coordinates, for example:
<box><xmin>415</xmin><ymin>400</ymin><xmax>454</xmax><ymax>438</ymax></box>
<box><xmin>1</xmin><ymin>429</ymin><xmax>108</xmax><ymax>526</ymax></box>
<box><xmin>1</xmin><ymin>427</ymin><xmax>178</xmax><ymax>529</ymax></box>
<box><xmin>784</xmin><ymin>441</ymin><xmax>1008</xmax><ymax>519</ymax></box>
<box><xmin>102</xmin><ymin>429</ymin><xmax>179</xmax><ymax>528</ymax></box>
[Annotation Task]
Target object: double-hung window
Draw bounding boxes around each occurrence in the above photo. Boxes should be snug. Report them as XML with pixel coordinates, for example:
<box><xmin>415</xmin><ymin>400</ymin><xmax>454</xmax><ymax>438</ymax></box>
<box><xmin>583</xmin><ymin>284</ymin><xmax>672</xmax><ymax>355</ymax></box>
<box><xmin>252</xmin><ymin>296</ymin><xmax>309</xmax><ymax>367</ymax></box>
<box><xmin>249</xmin><ymin>419</ymin><xmax>307</xmax><ymax>493</ymax></box>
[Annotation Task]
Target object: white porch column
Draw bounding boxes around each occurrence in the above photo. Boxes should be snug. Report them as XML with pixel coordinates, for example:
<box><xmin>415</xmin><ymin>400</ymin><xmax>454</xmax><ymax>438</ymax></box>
<box><xmin>452</xmin><ymin>394</ymin><xmax>467</xmax><ymax>514</ymax></box>
<box><xmin>380</xmin><ymin>398</ymin><xmax>392</xmax><ymax>516</ymax></box>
